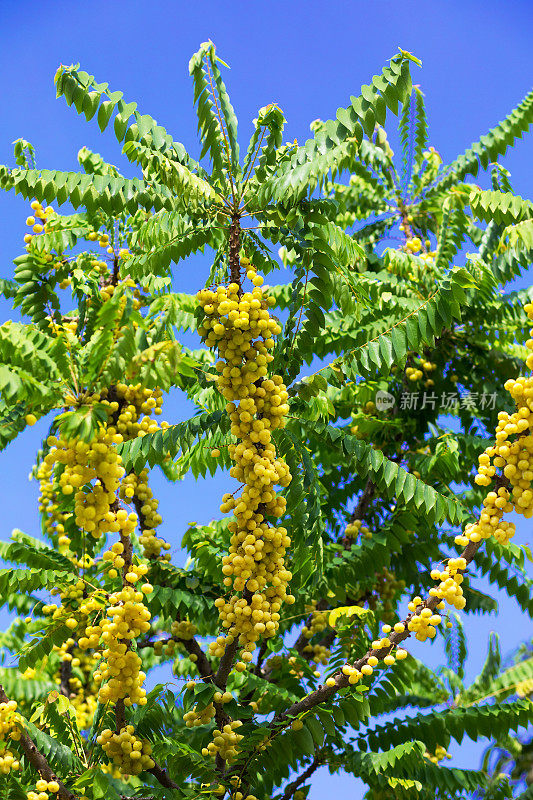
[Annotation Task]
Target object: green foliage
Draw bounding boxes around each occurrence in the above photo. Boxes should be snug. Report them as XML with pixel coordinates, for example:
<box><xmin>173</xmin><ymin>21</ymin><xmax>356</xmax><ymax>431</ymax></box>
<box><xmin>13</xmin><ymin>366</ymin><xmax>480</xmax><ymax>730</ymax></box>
<box><xmin>0</xmin><ymin>40</ymin><xmax>532</xmax><ymax>800</ymax></box>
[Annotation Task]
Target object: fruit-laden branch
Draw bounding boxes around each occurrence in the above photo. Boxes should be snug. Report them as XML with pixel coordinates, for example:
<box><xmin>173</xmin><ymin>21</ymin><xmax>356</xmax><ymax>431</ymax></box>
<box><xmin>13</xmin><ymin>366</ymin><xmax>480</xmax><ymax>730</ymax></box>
<box><xmin>270</xmin><ymin>535</ymin><xmax>485</xmax><ymax>727</ymax></box>
<box><xmin>0</xmin><ymin>684</ymin><xmax>76</xmax><ymax>800</ymax></box>
<box><xmin>214</xmin><ymin>587</ymin><xmax>253</xmax><ymax>689</ymax></box>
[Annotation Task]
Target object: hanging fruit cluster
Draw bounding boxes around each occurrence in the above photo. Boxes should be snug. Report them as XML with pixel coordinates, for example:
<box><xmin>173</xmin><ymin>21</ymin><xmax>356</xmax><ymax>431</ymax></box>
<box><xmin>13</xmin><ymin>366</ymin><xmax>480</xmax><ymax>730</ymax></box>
<box><xmin>0</xmin><ymin>701</ymin><xmax>22</xmax><ymax>776</ymax></box>
<box><xmin>96</xmin><ymin>726</ymin><xmax>155</xmax><ymax>775</ymax></box>
<box><xmin>33</xmin><ymin>379</ymin><xmax>170</xmax><ymax>774</ymax></box>
<box><xmin>25</xmin><ymin>780</ymin><xmax>61</xmax><ymax>800</ymax></box>
<box><xmin>39</xmin><ymin>384</ymin><xmax>167</xmax><ymax>554</ymax></box>
<box><xmin>120</xmin><ymin>469</ymin><xmax>170</xmax><ymax>560</ymax></box>
<box><xmin>344</xmin><ymin>518</ymin><xmax>372</xmax><ymax>539</ymax></box>
<box><xmin>196</xmin><ymin>258</ymin><xmax>294</xmax><ymax>671</ymax></box>
<box><xmin>24</xmin><ymin>199</ymin><xmax>56</xmax><ymax>246</ymax></box>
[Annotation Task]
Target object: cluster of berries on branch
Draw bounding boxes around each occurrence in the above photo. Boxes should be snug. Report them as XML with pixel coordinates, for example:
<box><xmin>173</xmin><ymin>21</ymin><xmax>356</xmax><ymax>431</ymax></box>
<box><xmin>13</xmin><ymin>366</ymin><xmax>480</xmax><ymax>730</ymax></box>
<box><xmin>196</xmin><ymin>257</ymin><xmax>294</xmax><ymax>672</ymax></box>
<box><xmin>0</xmin><ymin>701</ymin><xmax>22</xmax><ymax>775</ymax></box>
<box><xmin>25</xmin><ymin>780</ymin><xmax>61</xmax><ymax>800</ymax></box>
<box><xmin>97</xmin><ymin>726</ymin><xmax>155</xmax><ymax>774</ymax></box>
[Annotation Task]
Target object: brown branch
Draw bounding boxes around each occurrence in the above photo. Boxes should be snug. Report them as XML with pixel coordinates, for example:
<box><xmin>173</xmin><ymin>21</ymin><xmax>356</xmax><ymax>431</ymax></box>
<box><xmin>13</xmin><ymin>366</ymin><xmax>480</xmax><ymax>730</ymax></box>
<box><xmin>0</xmin><ymin>684</ymin><xmax>77</xmax><ymax>800</ymax></box>
<box><xmin>148</xmin><ymin>760</ymin><xmax>179</xmax><ymax>790</ymax></box>
<box><xmin>254</xmin><ymin>640</ymin><xmax>268</xmax><ymax>677</ymax></box>
<box><xmin>270</xmin><ymin>535</ymin><xmax>485</xmax><ymax>727</ymax></box>
<box><xmin>111</xmin><ymin>254</ymin><xmax>120</xmax><ymax>286</ymax></box>
<box><xmin>342</xmin><ymin>478</ymin><xmax>375</xmax><ymax>549</ymax></box>
<box><xmin>229</xmin><ymin>214</ymin><xmax>242</xmax><ymax>287</ymax></box>
<box><xmin>215</xmin><ymin>637</ymin><xmax>240</xmax><ymax>690</ymax></box>
<box><xmin>180</xmin><ymin>637</ymin><xmax>215</xmax><ymax>681</ymax></box>
<box><xmin>277</xmin><ymin>755</ymin><xmax>323</xmax><ymax>800</ymax></box>
<box><xmin>59</xmin><ymin>654</ymin><xmax>72</xmax><ymax>698</ymax></box>
<box><xmin>139</xmin><ymin>633</ymin><xmax>214</xmax><ymax>682</ymax></box>
<box><xmin>115</xmin><ymin>699</ymin><xmax>126</xmax><ymax>734</ymax></box>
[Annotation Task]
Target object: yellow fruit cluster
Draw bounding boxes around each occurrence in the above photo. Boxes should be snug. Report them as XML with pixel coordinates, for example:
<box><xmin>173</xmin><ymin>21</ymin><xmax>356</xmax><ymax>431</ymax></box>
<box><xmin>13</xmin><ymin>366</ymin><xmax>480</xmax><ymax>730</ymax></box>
<box><xmin>101</xmin><ymin>542</ymin><xmax>152</xmax><ymax>587</ymax></box>
<box><xmin>406</xmin><ymin>357</ymin><xmax>436</xmax><ymax>386</ymax></box>
<box><xmin>0</xmin><ymin>701</ymin><xmax>22</xmax><ymax>745</ymax></box>
<box><xmin>404</xmin><ymin>304</ymin><xmax>533</xmax><ymax>642</ymax></box>
<box><xmin>37</xmin><ymin>458</ymin><xmax>71</xmax><ymax>551</ymax></box>
<box><xmin>99</xmin><ymin>279</ymin><xmax>144</xmax><ymax>312</ymax></box>
<box><xmin>88</xmin><ymin>228</ymin><xmax>113</xmax><ymax>254</ymax></box>
<box><xmin>102</xmin><ymin>540</ymin><xmax>128</xmax><ymax>580</ymax></box>
<box><xmin>302</xmin><ymin>643</ymin><xmax>331</xmax><ymax>665</ymax></box>
<box><xmin>97</xmin><ymin>726</ymin><xmax>155</xmax><ymax>774</ymax></box>
<box><xmin>428</xmin><ymin>559</ymin><xmax>467</xmax><ymax>611</ymax></box>
<box><xmin>424</xmin><ymin>745</ymin><xmax>452</xmax><ymax>764</ymax></box>
<box><xmin>62</xmin><ymin>649</ymin><xmax>99</xmax><ymax>730</ymax></box>
<box><xmin>26</xmin><ymin>780</ymin><xmax>61</xmax><ymax>800</ymax></box>
<box><xmin>171</xmin><ymin>620</ymin><xmax>197</xmax><ymax>640</ymax></box>
<box><xmin>344</xmin><ymin>518</ymin><xmax>371</xmax><ymax>539</ymax></box>
<box><xmin>213</xmin><ymin>690</ymin><xmax>233</xmax><ymax>704</ymax></box>
<box><xmin>40</xmin><ymin>385</ymin><xmax>167</xmax><ymax>550</ymax></box>
<box><xmin>404</xmin><ymin>236</ymin><xmax>423</xmax><ymax>254</ymax></box>
<box><xmin>44</xmin><ymin>428</ymin><xmax>126</xmax><ymax>541</ymax></box>
<box><xmin>87</xmin><ymin>583</ymin><xmax>151</xmax><ymax>708</ymax></box>
<box><xmin>120</xmin><ymin>469</ymin><xmax>170</xmax><ymax>560</ymax></box>
<box><xmin>183</xmin><ymin>703</ymin><xmax>216</xmax><ymax>727</ymax></box>
<box><xmin>406</xmin><ymin>600</ymin><xmax>444</xmax><ymax>641</ymax></box>
<box><xmin>201</xmin><ymin>720</ymin><xmax>244</xmax><ymax>761</ymax></box>
<box><xmin>302</xmin><ymin>602</ymin><xmax>329</xmax><ymax>639</ymax></box>
<box><xmin>197</xmin><ymin>259</ymin><xmax>294</xmax><ymax>668</ymax></box>
<box><xmin>24</xmin><ymin>199</ymin><xmax>56</xmax><ymax>246</ymax></box>
<box><xmin>0</xmin><ymin>749</ymin><xmax>20</xmax><ymax>774</ymax></box>
<box><xmin>405</xmin><ymin>365</ymin><xmax>423</xmax><ymax>382</ymax></box>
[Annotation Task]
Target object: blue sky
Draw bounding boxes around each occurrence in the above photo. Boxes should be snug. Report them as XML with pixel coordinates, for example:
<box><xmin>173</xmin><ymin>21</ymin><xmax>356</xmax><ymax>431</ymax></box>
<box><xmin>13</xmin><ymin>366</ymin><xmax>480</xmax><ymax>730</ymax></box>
<box><xmin>1</xmin><ymin>0</ymin><xmax>532</xmax><ymax>796</ymax></box>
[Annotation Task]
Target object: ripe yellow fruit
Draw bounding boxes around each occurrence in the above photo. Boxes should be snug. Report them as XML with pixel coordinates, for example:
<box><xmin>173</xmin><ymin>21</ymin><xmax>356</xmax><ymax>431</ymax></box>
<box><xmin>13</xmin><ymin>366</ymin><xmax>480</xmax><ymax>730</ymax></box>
<box><xmin>25</xmin><ymin>414</ymin><xmax>37</xmax><ymax>426</ymax></box>
<box><xmin>198</xmin><ymin>267</ymin><xmax>292</xmax><ymax>672</ymax></box>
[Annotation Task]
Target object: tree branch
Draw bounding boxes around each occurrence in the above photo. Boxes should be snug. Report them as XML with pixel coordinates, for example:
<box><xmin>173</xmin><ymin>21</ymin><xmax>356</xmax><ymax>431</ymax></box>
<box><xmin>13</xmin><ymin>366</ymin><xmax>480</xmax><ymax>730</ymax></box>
<box><xmin>342</xmin><ymin>478</ymin><xmax>375</xmax><ymax>549</ymax></box>
<box><xmin>277</xmin><ymin>756</ymin><xmax>322</xmax><ymax>800</ymax></box>
<box><xmin>148</xmin><ymin>759</ymin><xmax>180</xmax><ymax>791</ymax></box>
<box><xmin>270</xmin><ymin>534</ymin><xmax>485</xmax><ymax>727</ymax></box>
<box><xmin>215</xmin><ymin>637</ymin><xmax>240</xmax><ymax>689</ymax></box>
<box><xmin>182</xmin><ymin>636</ymin><xmax>216</xmax><ymax>681</ymax></box>
<box><xmin>0</xmin><ymin>684</ymin><xmax>76</xmax><ymax>800</ymax></box>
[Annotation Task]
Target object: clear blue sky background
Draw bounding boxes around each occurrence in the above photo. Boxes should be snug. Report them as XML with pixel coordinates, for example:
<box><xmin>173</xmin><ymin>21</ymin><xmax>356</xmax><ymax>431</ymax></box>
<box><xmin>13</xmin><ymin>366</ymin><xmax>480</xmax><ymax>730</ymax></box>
<box><xmin>0</xmin><ymin>1</ymin><xmax>532</xmax><ymax>796</ymax></box>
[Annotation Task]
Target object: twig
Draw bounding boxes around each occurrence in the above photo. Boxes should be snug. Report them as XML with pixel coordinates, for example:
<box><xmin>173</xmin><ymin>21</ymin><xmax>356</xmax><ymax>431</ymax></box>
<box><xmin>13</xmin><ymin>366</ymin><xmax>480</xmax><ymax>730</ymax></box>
<box><xmin>277</xmin><ymin>756</ymin><xmax>322</xmax><ymax>800</ymax></box>
<box><xmin>341</xmin><ymin>478</ymin><xmax>375</xmax><ymax>549</ymax></box>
